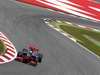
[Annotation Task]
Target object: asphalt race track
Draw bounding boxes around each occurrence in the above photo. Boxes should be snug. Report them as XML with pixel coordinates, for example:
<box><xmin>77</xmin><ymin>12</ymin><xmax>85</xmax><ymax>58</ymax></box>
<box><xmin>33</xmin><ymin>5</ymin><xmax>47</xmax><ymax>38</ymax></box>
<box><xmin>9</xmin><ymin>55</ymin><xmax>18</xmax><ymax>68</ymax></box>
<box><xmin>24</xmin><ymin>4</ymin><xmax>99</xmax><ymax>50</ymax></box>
<box><xmin>0</xmin><ymin>0</ymin><xmax>100</xmax><ymax>75</ymax></box>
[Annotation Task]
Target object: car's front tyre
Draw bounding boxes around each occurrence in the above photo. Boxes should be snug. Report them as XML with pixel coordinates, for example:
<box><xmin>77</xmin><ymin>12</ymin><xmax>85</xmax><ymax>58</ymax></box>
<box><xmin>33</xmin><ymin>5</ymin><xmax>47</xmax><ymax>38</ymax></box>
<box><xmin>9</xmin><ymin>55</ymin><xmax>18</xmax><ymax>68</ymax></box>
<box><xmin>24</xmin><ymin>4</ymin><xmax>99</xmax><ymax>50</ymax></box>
<box><xmin>17</xmin><ymin>52</ymin><xmax>23</xmax><ymax>57</ymax></box>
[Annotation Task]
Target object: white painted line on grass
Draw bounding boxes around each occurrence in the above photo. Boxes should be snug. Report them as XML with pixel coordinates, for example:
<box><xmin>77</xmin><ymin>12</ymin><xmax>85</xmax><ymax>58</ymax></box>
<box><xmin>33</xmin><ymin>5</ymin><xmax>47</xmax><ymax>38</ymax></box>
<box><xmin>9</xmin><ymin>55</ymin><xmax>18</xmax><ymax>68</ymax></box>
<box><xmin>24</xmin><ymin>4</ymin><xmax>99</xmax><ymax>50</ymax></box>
<box><xmin>44</xmin><ymin>20</ymin><xmax>100</xmax><ymax>59</ymax></box>
<box><xmin>76</xmin><ymin>42</ymin><xmax>100</xmax><ymax>59</ymax></box>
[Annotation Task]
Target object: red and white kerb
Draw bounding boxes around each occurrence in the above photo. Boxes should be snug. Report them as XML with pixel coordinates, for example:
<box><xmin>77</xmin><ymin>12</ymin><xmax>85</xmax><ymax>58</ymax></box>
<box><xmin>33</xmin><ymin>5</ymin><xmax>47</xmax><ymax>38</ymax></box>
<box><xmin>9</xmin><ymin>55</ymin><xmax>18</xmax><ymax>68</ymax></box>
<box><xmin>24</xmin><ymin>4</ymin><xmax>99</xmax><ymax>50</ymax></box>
<box><xmin>16</xmin><ymin>0</ymin><xmax>100</xmax><ymax>22</ymax></box>
<box><xmin>0</xmin><ymin>32</ymin><xmax>17</xmax><ymax>64</ymax></box>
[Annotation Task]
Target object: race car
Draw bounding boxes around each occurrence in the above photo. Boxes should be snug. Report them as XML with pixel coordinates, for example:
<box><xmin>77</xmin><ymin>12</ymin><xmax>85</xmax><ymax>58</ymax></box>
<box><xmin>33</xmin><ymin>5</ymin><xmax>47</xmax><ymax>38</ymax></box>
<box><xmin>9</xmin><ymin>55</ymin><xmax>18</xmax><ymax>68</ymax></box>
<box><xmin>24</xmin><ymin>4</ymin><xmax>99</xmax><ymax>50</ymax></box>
<box><xmin>15</xmin><ymin>46</ymin><xmax>43</xmax><ymax>66</ymax></box>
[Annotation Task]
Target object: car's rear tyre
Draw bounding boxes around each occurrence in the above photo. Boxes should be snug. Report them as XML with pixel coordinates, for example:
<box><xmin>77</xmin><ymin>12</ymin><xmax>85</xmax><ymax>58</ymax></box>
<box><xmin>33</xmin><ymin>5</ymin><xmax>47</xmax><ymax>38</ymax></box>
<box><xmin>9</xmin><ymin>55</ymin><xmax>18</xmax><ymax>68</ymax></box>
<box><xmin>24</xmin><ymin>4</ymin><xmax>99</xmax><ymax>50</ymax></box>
<box><xmin>37</xmin><ymin>53</ymin><xmax>43</xmax><ymax>63</ymax></box>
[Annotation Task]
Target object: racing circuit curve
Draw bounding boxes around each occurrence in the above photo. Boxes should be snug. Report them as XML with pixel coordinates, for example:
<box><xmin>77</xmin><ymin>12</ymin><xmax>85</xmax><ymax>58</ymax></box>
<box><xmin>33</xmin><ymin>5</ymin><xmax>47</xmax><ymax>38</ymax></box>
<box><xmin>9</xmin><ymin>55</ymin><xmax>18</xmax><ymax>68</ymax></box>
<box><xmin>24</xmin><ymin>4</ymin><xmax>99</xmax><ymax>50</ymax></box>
<box><xmin>0</xmin><ymin>0</ymin><xmax>100</xmax><ymax>75</ymax></box>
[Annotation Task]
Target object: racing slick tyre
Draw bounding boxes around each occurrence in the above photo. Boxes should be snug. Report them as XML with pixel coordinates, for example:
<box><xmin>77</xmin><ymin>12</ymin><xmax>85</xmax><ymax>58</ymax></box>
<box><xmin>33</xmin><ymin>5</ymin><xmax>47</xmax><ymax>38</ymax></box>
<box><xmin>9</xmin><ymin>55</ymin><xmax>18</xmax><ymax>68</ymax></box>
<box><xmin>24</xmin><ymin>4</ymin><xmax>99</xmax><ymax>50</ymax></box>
<box><xmin>17</xmin><ymin>52</ymin><xmax>23</xmax><ymax>57</ymax></box>
<box><xmin>29</xmin><ymin>61</ymin><xmax>38</xmax><ymax>67</ymax></box>
<box><xmin>37</xmin><ymin>53</ymin><xmax>43</xmax><ymax>63</ymax></box>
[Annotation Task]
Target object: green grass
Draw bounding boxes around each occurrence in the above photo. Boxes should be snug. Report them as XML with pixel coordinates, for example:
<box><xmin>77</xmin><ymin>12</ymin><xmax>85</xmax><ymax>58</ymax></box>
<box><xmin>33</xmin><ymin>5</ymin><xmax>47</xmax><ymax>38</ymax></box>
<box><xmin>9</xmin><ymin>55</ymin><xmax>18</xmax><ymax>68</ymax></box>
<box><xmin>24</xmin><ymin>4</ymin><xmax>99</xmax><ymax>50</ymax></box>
<box><xmin>0</xmin><ymin>40</ymin><xmax>6</xmax><ymax>55</ymax></box>
<box><xmin>49</xmin><ymin>20</ymin><xmax>100</xmax><ymax>56</ymax></box>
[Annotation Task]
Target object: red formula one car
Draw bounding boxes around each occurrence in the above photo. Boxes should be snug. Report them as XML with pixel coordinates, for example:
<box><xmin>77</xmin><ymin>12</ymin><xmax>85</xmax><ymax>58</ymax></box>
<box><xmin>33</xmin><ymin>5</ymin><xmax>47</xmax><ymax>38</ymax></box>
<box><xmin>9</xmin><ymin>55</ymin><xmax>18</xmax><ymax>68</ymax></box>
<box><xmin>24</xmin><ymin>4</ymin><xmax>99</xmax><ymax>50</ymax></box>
<box><xmin>15</xmin><ymin>46</ymin><xmax>43</xmax><ymax>66</ymax></box>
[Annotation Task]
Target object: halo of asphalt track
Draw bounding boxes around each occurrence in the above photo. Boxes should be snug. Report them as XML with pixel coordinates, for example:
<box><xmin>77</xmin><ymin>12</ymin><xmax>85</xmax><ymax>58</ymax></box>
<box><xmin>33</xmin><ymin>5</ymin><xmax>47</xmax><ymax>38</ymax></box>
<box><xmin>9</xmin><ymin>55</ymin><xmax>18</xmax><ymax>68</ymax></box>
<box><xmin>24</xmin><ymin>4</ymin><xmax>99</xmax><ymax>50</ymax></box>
<box><xmin>0</xmin><ymin>0</ymin><xmax>100</xmax><ymax>75</ymax></box>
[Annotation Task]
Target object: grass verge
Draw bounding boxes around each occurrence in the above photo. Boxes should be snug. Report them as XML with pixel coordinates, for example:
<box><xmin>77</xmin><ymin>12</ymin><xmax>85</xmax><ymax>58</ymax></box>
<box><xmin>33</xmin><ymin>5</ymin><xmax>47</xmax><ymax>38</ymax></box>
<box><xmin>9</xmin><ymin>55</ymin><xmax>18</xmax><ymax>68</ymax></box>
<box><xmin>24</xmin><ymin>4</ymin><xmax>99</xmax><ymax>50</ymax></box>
<box><xmin>49</xmin><ymin>20</ymin><xmax>100</xmax><ymax>56</ymax></box>
<box><xmin>0</xmin><ymin>40</ymin><xmax>7</xmax><ymax>55</ymax></box>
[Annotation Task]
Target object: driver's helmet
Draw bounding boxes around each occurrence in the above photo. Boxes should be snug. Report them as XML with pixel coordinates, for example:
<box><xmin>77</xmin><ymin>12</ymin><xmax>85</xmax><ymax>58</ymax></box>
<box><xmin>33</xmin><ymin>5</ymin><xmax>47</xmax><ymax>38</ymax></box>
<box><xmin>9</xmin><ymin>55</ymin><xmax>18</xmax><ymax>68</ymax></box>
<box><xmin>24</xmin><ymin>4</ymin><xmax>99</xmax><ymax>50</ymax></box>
<box><xmin>28</xmin><ymin>46</ymin><xmax>39</xmax><ymax>52</ymax></box>
<box><xmin>27</xmin><ymin>43</ymin><xmax>39</xmax><ymax>52</ymax></box>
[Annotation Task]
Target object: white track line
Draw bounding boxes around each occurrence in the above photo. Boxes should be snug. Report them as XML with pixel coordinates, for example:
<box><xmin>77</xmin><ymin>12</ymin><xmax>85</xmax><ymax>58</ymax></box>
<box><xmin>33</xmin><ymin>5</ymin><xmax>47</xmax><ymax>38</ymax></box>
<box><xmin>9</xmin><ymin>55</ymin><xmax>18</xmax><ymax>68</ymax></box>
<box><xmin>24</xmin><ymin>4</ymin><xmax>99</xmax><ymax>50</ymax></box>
<box><xmin>44</xmin><ymin>20</ymin><xmax>100</xmax><ymax>59</ymax></box>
